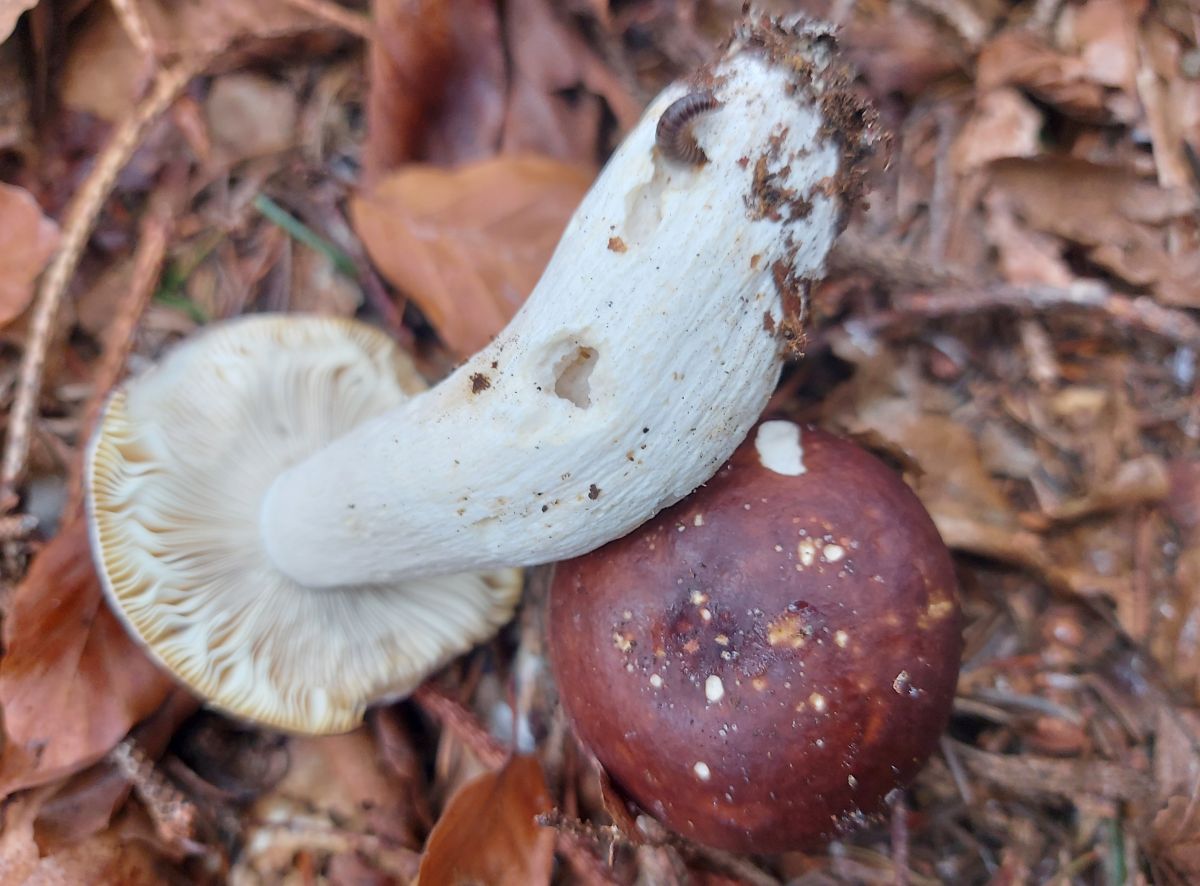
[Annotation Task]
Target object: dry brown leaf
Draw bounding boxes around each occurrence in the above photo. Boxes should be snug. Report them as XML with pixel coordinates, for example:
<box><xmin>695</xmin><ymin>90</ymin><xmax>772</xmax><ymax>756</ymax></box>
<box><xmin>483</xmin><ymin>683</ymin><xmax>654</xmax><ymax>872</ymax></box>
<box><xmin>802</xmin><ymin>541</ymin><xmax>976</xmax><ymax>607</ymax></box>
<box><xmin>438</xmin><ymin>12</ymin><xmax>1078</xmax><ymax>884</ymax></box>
<box><xmin>844</xmin><ymin>8</ymin><xmax>965</xmax><ymax>98</ymax></box>
<box><xmin>0</xmin><ymin>519</ymin><xmax>173</xmax><ymax>798</ymax></box>
<box><xmin>60</xmin><ymin>3</ymin><xmax>153</xmax><ymax>122</ymax></box>
<box><xmin>205</xmin><ymin>72</ymin><xmax>298</xmax><ymax>161</ymax></box>
<box><xmin>983</xmin><ymin>191</ymin><xmax>1074</xmax><ymax>287</ymax></box>
<box><xmin>1067</xmin><ymin>0</ymin><xmax>1140</xmax><ymax>93</ymax></box>
<box><xmin>33</xmin><ymin>690</ymin><xmax>198</xmax><ymax>851</ymax></box>
<box><xmin>501</xmin><ymin>0</ymin><xmax>640</xmax><ymax>161</ymax></box>
<box><xmin>364</xmin><ymin>0</ymin><xmax>506</xmax><ymax>179</ymax></box>
<box><xmin>952</xmin><ymin>88</ymin><xmax>1042</xmax><ymax>174</ymax></box>
<box><xmin>977</xmin><ymin>30</ymin><xmax>1109</xmax><ymax>120</ymax></box>
<box><xmin>24</xmin><ymin>827</ymin><xmax>162</xmax><ymax>885</ymax></box>
<box><xmin>237</xmin><ymin>728</ymin><xmax>422</xmax><ymax>881</ymax></box>
<box><xmin>0</xmin><ymin>181</ymin><xmax>59</xmax><ymax>328</ymax></box>
<box><xmin>352</xmin><ymin>153</ymin><xmax>591</xmax><ymax>357</ymax></box>
<box><xmin>0</xmin><ymin>0</ymin><xmax>35</xmax><ymax>44</ymax></box>
<box><xmin>418</xmin><ymin>755</ymin><xmax>554</xmax><ymax>886</ymax></box>
<box><xmin>1158</xmin><ymin>460</ymin><xmax>1200</xmax><ymax>699</ymax></box>
<box><xmin>1150</xmin><ymin>794</ymin><xmax>1200</xmax><ymax>880</ymax></box>
<box><xmin>987</xmin><ymin>157</ymin><xmax>1200</xmax><ymax>304</ymax></box>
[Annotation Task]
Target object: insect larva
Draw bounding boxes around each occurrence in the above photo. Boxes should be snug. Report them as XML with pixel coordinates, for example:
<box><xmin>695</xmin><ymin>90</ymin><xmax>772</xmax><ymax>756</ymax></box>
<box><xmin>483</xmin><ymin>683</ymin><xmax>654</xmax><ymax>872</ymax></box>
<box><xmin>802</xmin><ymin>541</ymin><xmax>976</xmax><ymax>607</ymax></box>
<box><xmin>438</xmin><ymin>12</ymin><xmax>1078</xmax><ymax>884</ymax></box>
<box><xmin>656</xmin><ymin>90</ymin><xmax>721</xmax><ymax>166</ymax></box>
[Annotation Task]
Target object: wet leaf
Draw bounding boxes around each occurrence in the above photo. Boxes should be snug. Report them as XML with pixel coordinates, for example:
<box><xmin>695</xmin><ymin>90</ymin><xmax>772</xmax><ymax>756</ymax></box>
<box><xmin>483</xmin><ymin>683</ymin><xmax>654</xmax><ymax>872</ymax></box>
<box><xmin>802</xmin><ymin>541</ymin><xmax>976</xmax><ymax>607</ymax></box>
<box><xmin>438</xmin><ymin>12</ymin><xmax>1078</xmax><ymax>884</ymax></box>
<box><xmin>0</xmin><ymin>519</ymin><xmax>173</xmax><ymax>798</ymax></box>
<box><xmin>418</xmin><ymin>755</ymin><xmax>554</xmax><ymax>886</ymax></box>
<box><xmin>351</xmin><ymin>153</ymin><xmax>591</xmax><ymax>357</ymax></box>
<box><xmin>0</xmin><ymin>182</ymin><xmax>59</xmax><ymax>328</ymax></box>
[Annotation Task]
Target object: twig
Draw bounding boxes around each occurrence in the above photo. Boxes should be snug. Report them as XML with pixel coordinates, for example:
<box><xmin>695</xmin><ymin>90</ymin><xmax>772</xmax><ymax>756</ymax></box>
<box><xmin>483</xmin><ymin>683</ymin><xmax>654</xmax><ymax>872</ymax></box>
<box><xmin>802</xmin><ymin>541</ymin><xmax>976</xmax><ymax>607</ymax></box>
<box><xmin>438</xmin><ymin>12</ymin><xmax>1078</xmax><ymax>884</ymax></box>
<box><xmin>830</xmin><ymin>236</ymin><xmax>1200</xmax><ymax>349</ymax></box>
<box><xmin>539</xmin><ymin>806</ymin><xmax>627</xmax><ymax>882</ymax></box>
<box><xmin>890</xmin><ymin>794</ymin><xmax>910</xmax><ymax>886</ymax></box>
<box><xmin>908</xmin><ymin>0</ymin><xmax>988</xmax><ymax>48</ymax></box>
<box><xmin>883</xmin><ymin>284</ymin><xmax>1200</xmax><ymax>350</ymax></box>
<box><xmin>0</xmin><ymin>59</ymin><xmax>204</xmax><ymax>510</ymax></box>
<box><xmin>109</xmin><ymin>0</ymin><xmax>159</xmax><ymax>58</ymax></box>
<box><xmin>412</xmin><ymin>683</ymin><xmax>509</xmax><ymax>768</ymax></box>
<box><xmin>281</xmin><ymin>0</ymin><xmax>374</xmax><ymax>40</ymax></box>
<box><xmin>109</xmin><ymin>738</ymin><xmax>204</xmax><ymax>855</ymax></box>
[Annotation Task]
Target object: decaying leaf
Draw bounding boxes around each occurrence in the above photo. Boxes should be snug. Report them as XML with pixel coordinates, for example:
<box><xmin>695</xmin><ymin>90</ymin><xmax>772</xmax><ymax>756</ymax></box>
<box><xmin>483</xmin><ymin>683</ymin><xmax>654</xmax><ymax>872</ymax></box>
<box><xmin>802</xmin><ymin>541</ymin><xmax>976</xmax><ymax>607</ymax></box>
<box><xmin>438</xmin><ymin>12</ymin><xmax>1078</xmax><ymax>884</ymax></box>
<box><xmin>0</xmin><ymin>181</ymin><xmax>59</xmax><ymax>328</ymax></box>
<box><xmin>418</xmin><ymin>755</ymin><xmax>554</xmax><ymax>886</ymax></box>
<box><xmin>0</xmin><ymin>781</ymin><xmax>163</xmax><ymax>884</ymax></box>
<box><xmin>977</xmin><ymin>29</ymin><xmax>1108</xmax><ymax>120</ymax></box>
<box><xmin>0</xmin><ymin>519</ymin><xmax>173</xmax><ymax>798</ymax></box>
<box><xmin>351</xmin><ymin>153</ymin><xmax>591</xmax><ymax>357</ymax></box>
<box><xmin>204</xmin><ymin>72</ymin><xmax>298</xmax><ymax>161</ymax></box>
<box><xmin>364</xmin><ymin>0</ymin><xmax>507</xmax><ymax>178</ymax></box>
<box><xmin>60</xmin><ymin>3</ymin><xmax>153</xmax><ymax>122</ymax></box>
<box><xmin>952</xmin><ymin>88</ymin><xmax>1042</xmax><ymax>174</ymax></box>
<box><xmin>500</xmin><ymin>0</ymin><xmax>640</xmax><ymax>160</ymax></box>
<box><xmin>987</xmin><ymin>157</ymin><xmax>1200</xmax><ymax>305</ymax></box>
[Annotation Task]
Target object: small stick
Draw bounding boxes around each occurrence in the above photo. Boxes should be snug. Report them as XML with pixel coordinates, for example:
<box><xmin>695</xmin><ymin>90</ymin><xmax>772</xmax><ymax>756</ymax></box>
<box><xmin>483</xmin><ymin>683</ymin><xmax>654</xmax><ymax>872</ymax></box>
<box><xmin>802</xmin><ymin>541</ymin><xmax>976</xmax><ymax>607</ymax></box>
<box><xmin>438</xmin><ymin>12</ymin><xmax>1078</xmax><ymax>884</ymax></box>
<box><xmin>412</xmin><ymin>683</ymin><xmax>509</xmax><ymax>768</ymax></box>
<box><xmin>890</xmin><ymin>792</ymin><xmax>911</xmax><ymax>886</ymax></box>
<box><xmin>0</xmin><ymin>59</ymin><xmax>203</xmax><ymax>509</ymax></box>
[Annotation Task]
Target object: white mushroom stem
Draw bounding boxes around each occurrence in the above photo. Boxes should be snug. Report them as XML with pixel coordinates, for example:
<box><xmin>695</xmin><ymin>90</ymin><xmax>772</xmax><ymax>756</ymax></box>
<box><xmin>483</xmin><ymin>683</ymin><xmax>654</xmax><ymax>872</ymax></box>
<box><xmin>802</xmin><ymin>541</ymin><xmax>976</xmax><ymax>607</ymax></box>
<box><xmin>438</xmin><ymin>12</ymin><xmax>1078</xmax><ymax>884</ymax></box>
<box><xmin>261</xmin><ymin>22</ymin><xmax>865</xmax><ymax>587</ymax></box>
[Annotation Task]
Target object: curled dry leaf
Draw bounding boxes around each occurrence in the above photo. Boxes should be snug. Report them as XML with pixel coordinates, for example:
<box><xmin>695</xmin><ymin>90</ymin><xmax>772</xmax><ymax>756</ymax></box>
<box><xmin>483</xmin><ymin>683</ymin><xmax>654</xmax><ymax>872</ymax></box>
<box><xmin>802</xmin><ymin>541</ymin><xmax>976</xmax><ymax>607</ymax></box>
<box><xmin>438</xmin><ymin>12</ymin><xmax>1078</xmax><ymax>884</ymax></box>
<box><xmin>0</xmin><ymin>519</ymin><xmax>173</xmax><ymax>798</ymax></box>
<box><xmin>0</xmin><ymin>182</ymin><xmax>59</xmax><ymax>328</ymax></box>
<box><xmin>351</xmin><ymin>153</ymin><xmax>591</xmax><ymax>357</ymax></box>
<box><xmin>0</xmin><ymin>0</ymin><xmax>35</xmax><ymax>45</ymax></box>
<box><xmin>418</xmin><ymin>755</ymin><xmax>554</xmax><ymax>886</ymax></box>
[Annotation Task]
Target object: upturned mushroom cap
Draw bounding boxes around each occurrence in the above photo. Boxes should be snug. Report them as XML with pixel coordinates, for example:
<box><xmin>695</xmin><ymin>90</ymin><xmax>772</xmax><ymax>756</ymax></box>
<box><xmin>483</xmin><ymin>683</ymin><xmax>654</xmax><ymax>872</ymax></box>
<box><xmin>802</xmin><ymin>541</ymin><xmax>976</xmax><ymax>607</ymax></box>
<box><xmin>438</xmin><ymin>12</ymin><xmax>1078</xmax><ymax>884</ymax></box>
<box><xmin>547</xmin><ymin>422</ymin><xmax>963</xmax><ymax>852</ymax></box>
<box><xmin>87</xmin><ymin>316</ymin><xmax>522</xmax><ymax>734</ymax></box>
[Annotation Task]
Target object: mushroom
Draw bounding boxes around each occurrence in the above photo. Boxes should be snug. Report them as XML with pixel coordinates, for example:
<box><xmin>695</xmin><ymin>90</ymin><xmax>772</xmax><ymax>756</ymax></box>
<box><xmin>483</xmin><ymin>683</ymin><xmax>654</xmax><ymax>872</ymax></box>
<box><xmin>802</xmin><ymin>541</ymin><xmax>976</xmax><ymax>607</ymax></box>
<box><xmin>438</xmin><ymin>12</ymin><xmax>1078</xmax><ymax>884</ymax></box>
<box><xmin>86</xmin><ymin>17</ymin><xmax>876</xmax><ymax>733</ymax></box>
<box><xmin>547</xmin><ymin>422</ymin><xmax>963</xmax><ymax>853</ymax></box>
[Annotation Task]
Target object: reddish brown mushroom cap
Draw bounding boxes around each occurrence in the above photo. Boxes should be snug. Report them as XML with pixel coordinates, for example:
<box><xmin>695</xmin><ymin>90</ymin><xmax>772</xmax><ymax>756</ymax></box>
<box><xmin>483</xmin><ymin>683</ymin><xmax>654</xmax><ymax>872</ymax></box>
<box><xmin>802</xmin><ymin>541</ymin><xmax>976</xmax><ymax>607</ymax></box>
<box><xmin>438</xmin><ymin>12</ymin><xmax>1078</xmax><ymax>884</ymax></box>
<box><xmin>547</xmin><ymin>422</ymin><xmax>963</xmax><ymax>853</ymax></box>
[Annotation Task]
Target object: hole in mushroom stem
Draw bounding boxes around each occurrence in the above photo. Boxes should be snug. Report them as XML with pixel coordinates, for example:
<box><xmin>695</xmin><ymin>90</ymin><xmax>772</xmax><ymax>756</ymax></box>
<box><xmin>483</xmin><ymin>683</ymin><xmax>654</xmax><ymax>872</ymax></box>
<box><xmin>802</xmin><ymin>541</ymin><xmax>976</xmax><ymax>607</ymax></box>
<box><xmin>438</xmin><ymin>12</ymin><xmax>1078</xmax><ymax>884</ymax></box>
<box><xmin>552</xmin><ymin>346</ymin><xmax>598</xmax><ymax>408</ymax></box>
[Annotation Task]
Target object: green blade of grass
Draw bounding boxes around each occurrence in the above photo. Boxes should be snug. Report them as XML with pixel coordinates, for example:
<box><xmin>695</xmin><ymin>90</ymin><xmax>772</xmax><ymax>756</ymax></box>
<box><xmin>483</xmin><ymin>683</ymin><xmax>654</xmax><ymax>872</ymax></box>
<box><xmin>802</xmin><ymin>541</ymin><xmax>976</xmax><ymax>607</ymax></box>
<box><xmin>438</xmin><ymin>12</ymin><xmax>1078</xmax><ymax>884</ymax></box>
<box><xmin>253</xmin><ymin>193</ymin><xmax>357</xmax><ymax>277</ymax></box>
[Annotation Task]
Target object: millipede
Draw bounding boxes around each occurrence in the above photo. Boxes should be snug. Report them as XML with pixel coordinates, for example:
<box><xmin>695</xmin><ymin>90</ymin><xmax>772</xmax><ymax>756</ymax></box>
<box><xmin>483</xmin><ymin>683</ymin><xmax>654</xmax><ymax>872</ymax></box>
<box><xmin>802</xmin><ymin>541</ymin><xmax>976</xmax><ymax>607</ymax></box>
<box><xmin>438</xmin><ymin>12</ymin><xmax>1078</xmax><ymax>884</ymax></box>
<box><xmin>655</xmin><ymin>90</ymin><xmax>721</xmax><ymax>166</ymax></box>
